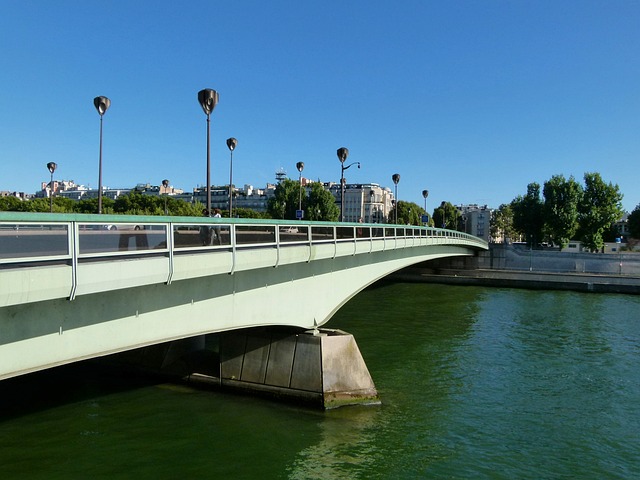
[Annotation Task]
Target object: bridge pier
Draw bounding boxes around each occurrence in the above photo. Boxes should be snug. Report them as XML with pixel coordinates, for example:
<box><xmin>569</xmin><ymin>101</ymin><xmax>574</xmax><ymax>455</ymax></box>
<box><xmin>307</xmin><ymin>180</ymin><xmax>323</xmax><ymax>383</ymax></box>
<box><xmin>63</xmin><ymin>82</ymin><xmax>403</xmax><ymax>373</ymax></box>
<box><xmin>198</xmin><ymin>327</ymin><xmax>380</xmax><ymax>409</ymax></box>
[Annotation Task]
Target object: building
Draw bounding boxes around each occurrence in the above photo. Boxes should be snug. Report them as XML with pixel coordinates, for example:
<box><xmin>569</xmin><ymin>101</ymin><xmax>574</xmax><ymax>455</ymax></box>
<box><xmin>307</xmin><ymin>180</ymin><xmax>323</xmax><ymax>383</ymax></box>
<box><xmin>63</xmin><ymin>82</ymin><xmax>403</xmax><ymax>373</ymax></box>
<box><xmin>326</xmin><ymin>182</ymin><xmax>394</xmax><ymax>223</ymax></box>
<box><xmin>457</xmin><ymin>204</ymin><xmax>492</xmax><ymax>242</ymax></box>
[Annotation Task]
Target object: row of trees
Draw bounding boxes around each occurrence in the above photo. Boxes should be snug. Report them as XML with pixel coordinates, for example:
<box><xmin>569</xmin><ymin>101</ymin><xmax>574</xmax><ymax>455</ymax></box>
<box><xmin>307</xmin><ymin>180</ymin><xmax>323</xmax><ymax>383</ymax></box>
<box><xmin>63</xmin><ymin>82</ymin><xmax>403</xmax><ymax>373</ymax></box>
<box><xmin>0</xmin><ymin>192</ymin><xmax>206</xmax><ymax>217</ymax></box>
<box><xmin>491</xmin><ymin>172</ymin><xmax>625</xmax><ymax>252</ymax></box>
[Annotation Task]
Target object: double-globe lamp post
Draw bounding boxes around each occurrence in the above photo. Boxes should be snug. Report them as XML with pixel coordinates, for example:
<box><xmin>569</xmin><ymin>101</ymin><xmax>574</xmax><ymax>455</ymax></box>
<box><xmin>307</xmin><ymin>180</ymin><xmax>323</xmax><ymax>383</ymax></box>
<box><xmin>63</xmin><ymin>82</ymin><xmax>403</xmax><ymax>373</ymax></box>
<box><xmin>337</xmin><ymin>147</ymin><xmax>360</xmax><ymax>222</ymax></box>
<box><xmin>226</xmin><ymin>137</ymin><xmax>237</xmax><ymax>218</ymax></box>
<box><xmin>296</xmin><ymin>161</ymin><xmax>304</xmax><ymax>216</ymax></box>
<box><xmin>392</xmin><ymin>173</ymin><xmax>400</xmax><ymax>224</ymax></box>
<box><xmin>198</xmin><ymin>89</ymin><xmax>219</xmax><ymax>216</ymax></box>
<box><xmin>47</xmin><ymin>162</ymin><xmax>57</xmax><ymax>213</ymax></box>
<box><xmin>93</xmin><ymin>96</ymin><xmax>111</xmax><ymax>214</ymax></box>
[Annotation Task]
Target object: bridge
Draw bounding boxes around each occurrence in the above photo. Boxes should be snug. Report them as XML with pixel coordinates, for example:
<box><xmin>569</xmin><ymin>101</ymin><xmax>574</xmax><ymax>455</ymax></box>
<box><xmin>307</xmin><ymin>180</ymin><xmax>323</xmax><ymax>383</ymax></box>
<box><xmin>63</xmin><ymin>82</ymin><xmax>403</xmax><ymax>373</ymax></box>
<box><xmin>0</xmin><ymin>212</ymin><xmax>487</xmax><ymax>407</ymax></box>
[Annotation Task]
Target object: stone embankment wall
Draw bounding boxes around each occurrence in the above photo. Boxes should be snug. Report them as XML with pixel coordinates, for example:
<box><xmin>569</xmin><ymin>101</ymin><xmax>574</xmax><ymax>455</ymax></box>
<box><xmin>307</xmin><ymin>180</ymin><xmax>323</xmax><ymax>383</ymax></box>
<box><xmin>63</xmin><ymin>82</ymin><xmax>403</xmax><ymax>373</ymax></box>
<box><xmin>427</xmin><ymin>244</ymin><xmax>640</xmax><ymax>276</ymax></box>
<box><xmin>394</xmin><ymin>244</ymin><xmax>640</xmax><ymax>294</ymax></box>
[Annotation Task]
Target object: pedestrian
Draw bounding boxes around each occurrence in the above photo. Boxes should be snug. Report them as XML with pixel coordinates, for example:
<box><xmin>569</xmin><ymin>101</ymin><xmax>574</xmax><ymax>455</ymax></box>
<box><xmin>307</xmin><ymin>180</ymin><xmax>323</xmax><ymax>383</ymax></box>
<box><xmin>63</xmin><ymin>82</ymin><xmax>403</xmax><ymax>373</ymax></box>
<box><xmin>199</xmin><ymin>208</ymin><xmax>215</xmax><ymax>246</ymax></box>
<box><xmin>212</xmin><ymin>208</ymin><xmax>222</xmax><ymax>244</ymax></box>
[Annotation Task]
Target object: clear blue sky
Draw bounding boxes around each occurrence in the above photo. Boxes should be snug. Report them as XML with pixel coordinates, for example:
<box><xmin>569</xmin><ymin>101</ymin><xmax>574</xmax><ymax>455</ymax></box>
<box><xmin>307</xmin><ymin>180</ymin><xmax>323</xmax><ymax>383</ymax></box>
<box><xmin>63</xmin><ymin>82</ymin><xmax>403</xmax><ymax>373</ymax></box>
<box><xmin>1</xmin><ymin>0</ymin><xmax>639</xmax><ymax>212</ymax></box>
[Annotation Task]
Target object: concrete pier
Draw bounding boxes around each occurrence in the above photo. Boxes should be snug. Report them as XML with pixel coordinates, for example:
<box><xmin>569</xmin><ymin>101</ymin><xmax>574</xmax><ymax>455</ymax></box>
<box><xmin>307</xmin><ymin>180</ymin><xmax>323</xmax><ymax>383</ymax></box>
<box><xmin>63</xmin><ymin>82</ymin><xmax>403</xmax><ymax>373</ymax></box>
<box><xmin>210</xmin><ymin>327</ymin><xmax>380</xmax><ymax>409</ymax></box>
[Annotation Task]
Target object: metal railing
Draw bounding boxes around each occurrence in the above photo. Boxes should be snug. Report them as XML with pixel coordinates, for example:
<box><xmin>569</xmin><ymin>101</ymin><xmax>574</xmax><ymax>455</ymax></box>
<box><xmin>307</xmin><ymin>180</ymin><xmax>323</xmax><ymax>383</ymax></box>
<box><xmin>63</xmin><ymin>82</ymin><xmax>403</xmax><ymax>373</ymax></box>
<box><xmin>1</xmin><ymin>218</ymin><xmax>485</xmax><ymax>263</ymax></box>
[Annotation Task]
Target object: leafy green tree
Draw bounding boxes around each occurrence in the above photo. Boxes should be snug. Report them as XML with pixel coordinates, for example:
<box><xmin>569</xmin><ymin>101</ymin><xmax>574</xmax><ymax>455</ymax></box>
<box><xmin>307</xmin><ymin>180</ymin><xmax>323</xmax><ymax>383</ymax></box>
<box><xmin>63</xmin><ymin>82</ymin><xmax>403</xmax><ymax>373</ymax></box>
<box><xmin>543</xmin><ymin>175</ymin><xmax>582</xmax><ymax>249</ymax></box>
<box><xmin>629</xmin><ymin>204</ymin><xmax>640</xmax><ymax>239</ymax></box>
<box><xmin>396</xmin><ymin>201</ymin><xmax>423</xmax><ymax>225</ymax></box>
<box><xmin>306</xmin><ymin>182</ymin><xmax>339</xmax><ymax>221</ymax></box>
<box><xmin>490</xmin><ymin>203</ymin><xmax>516</xmax><ymax>243</ymax></box>
<box><xmin>432</xmin><ymin>201</ymin><xmax>460</xmax><ymax>230</ymax></box>
<box><xmin>0</xmin><ymin>196</ymin><xmax>24</xmax><ymax>211</ymax></box>
<box><xmin>511</xmin><ymin>182</ymin><xmax>544</xmax><ymax>247</ymax></box>
<box><xmin>266</xmin><ymin>179</ymin><xmax>339</xmax><ymax>221</ymax></box>
<box><xmin>577</xmin><ymin>172</ymin><xmax>624</xmax><ymax>252</ymax></box>
<box><xmin>231</xmin><ymin>207</ymin><xmax>269</xmax><ymax>219</ymax></box>
<box><xmin>267</xmin><ymin>179</ymin><xmax>302</xmax><ymax>220</ymax></box>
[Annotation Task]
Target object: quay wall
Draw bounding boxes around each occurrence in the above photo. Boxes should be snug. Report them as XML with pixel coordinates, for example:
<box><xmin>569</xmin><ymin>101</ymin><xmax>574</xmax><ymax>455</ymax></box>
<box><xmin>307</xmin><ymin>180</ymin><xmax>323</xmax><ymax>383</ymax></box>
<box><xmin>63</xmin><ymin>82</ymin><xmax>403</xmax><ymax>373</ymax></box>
<box><xmin>393</xmin><ymin>244</ymin><xmax>640</xmax><ymax>294</ymax></box>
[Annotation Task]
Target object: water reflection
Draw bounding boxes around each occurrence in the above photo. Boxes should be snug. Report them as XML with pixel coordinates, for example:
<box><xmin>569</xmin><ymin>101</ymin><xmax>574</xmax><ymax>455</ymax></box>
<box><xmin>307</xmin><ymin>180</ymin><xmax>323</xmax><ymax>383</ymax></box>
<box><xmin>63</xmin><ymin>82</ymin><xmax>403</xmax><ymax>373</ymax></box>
<box><xmin>286</xmin><ymin>406</ymin><xmax>383</xmax><ymax>479</ymax></box>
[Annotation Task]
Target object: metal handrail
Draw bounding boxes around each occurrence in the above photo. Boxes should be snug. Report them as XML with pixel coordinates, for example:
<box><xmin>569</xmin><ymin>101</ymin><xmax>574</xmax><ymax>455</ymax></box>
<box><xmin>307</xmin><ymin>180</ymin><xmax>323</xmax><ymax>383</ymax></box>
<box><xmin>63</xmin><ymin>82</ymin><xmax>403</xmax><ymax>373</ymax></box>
<box><xmin>0</xmin><ymin>217</ymin><xmax>488</xmax><ymax>267</ymax></box>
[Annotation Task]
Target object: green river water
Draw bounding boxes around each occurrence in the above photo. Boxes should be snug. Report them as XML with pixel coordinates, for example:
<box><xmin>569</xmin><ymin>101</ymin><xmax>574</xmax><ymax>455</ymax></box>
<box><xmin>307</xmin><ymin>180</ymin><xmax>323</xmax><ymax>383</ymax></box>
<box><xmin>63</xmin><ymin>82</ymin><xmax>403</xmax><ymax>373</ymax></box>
<box><xmin>1</xmin><ymin>283</ymin><xmax>639</xmax><ymax>479</ymax></box>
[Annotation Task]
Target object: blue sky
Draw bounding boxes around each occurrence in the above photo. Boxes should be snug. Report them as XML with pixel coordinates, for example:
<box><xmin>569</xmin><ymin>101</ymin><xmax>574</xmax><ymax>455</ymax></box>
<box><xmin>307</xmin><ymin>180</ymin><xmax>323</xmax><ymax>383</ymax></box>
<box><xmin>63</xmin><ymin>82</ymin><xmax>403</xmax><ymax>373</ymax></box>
<box><xmin>1</xmin><ymin>0</ymin><xmax>639</xmax><ymax>212</ymax></box>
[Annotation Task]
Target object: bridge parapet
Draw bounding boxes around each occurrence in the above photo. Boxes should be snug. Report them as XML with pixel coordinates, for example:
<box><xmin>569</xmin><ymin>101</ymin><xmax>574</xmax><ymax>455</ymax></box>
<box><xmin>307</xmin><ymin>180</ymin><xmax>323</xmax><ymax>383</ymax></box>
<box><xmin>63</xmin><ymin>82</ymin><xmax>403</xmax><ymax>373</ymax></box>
<box><xmin>1</xmin><ymin>212</ymin><xmax>486</xmax><ymax>308</ymax></box>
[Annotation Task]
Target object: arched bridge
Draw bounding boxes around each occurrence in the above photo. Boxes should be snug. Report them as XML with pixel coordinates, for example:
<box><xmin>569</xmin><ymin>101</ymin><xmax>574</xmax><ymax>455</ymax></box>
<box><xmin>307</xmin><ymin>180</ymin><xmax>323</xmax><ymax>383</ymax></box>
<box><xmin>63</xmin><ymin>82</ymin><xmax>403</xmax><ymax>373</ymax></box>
<box><xmin>0</xmin><ymin>212</ymin><xmax>487</xmax><ymax>385</ymax></box>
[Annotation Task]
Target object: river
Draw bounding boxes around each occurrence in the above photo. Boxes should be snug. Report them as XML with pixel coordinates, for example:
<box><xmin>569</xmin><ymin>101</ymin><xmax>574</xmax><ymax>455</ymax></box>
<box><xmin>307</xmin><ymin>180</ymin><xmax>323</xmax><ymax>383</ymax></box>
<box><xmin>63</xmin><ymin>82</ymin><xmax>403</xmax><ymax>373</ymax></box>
<box><xmin>1</xmin><ymin>283</ymin><xmax>639</xmax><ymax>479</ymax></box>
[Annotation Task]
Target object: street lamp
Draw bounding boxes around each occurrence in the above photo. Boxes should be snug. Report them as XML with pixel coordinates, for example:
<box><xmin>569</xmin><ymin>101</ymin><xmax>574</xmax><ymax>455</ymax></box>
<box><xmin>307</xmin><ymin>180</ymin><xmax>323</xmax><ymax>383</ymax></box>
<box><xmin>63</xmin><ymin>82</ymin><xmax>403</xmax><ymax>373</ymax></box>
<box><xmin>226</xmin><ymin>137</ymin><xmax>237</xmax><ymax>218</ymax></box>
<box><xmin>47</xmin><ymin>162</ymin><xmax>57</xmax><ymax>213</ymax></box>
<box><xmin>392</xmin><ymin>173</ymin><xmax>400</xmax><ymax>224</ymax></box>
<box><xmin>198</xmin><ymin>89</ymin><xmax>219</xmax><ymax>216</ymax></box>
<box><xmin>369</xmin><ymin>189</ymin><xmax>375</xmax><ymax>222</ymax></box>
<box><xmin>296</xmin><ymin>161</ymin><xmax>304</xmax><ymax>216</ymax></box>
<box><xmin>440</xmin><ymin>201</ymin><xmax>447</xmax><ymax>229</ymax></box>
<box><xmin>162</xmin><ymin>179</ymin><xmax>170</xmax><ymax>215</ymax></box>
<box><xmin>422</xmin><ymin>189</ymin><xmax>429</xmax><ymax>224</ymax></box>
<box><xmin>337</xmin><ymin>147</ymin><xmax>360</xmax><ymax>222</ymax></box>
<box><xmin>93</xmin><ymin>96</ymin><xmax>110</xmax><ymax>214</ymax></box>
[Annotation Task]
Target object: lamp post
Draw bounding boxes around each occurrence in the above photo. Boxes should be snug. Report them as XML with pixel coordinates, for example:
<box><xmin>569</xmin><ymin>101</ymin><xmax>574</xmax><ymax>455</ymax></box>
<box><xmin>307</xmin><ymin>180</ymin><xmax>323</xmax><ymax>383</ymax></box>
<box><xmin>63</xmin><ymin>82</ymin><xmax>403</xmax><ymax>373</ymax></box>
<box><xmin>162</xmin><ymin>179</ymin><xmax>170</xmax><ymax>215</ymax></box>
<box><xmin>440</xmin><ymin>201</ymin><xmax>447</xmax><ymax>229</ymax></box>
<box><xmin>422</xmin><ymin>189</ymin><xmax>429</xmax><ymax>225</ymax></box>
<box><xmin>226</xmin><ymin>137</ymin><xmax>237</xmax><ymax>218</ymax></box>
<box><xmin>296</xmin><ymin>161</ymin><xmax>304</xmax><ymax>217</ymax></box>
<box><xmin>337</xmin><ymin>147</ymin><xmax>360</xmax><ymax>222</ymax></box>
<box><xmin>369</xmin><ymin>189</ymin><xmax>375</xmax><ymax>222</ymax></box>
<box><xmin>93</xmin><ymin>96</ymin><xmax>110</xmax><ymax>214</ymax></box>
<box><xmin>392</xmin><ymin>173</ymin><xmax>400</xmax><ymax>224</ymax></box>
<box><xmin>47</xmin><ymin>162</ymin><xmax>57</xmax><ymax>213</ymax></box>
<box><xmin>198</xmin><ymin>89</ymin><xmax>219</xmax><ymax>216</ymax></box>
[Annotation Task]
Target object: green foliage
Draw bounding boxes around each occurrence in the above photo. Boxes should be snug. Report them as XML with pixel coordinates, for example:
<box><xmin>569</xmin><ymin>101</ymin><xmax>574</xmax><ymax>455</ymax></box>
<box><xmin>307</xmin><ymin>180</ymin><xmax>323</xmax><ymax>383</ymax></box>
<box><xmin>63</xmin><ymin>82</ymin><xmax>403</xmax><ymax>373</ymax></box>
<box><xmin>490</xmin><ymin>203</ymin><xmax>516</xmax><ymax>242</ymax></box>
<box><xmin>629</xmin><ymin>204</ymin><xmax>640</xmax><ymax>239</ymax></box>
<box><xmin>0</xmin><ymin>196</ymin><xmax>26</xmax><ymax>211</ymax></box>
<box><xmin>267</xmin><ymin>179</ymin><xmax>339</xmax><ymax>221</ymax></box>
<box><xmin>306</xmin><ymin>182</ymin><xmax>339</xmax><ymax>221</ymax></box>
<box><xmin>396</xmin><ymin>201</ymin><xmax>423</xmax><ymax>225</ymax></box>
<box><xmin>543</xmin><ymin>175</ymin><xmax>582</xmax><ymax>249</ymax></box>
<box><xmin>511</xmin><ymin>182</ymin><xmax>545</xmax><ymax>247</ymax></box>
<box><xmin>432</xmin><ymin>201</ymin><xmax>460</xmax><ymax>230</ymax></box>
<box><xmin>577</xmin><ymin>172</ymin><xmax>624</xmax><ymax>252</ymax></box>
<box><xmin>231</xmin><ymin>207</ymin><xmax>269</xmax><ymax>219</ymax></box>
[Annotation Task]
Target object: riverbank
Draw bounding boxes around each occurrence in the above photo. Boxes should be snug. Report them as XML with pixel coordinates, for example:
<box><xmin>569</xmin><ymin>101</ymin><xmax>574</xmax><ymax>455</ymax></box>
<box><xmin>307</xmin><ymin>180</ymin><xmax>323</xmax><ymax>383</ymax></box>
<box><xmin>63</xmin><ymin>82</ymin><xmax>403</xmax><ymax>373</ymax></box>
<box><xmin>391</xmin><ymin>267</ymin><xmax>640</xmax><ymax>294</ymax></box>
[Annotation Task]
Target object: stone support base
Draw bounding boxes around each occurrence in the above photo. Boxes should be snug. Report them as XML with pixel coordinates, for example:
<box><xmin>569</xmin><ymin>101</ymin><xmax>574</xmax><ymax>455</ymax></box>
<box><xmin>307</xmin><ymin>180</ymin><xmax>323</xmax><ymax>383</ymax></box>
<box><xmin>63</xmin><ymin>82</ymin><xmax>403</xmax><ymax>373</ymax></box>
<box><xmin>216</xmin><ymin>327</ymin><xmax>380</xmax><ymax>409</ymax></box>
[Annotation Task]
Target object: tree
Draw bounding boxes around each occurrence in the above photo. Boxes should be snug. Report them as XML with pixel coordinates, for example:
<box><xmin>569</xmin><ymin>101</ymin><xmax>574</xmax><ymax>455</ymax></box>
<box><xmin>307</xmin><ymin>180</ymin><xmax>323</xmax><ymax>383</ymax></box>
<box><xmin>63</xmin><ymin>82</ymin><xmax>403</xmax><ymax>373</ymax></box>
<box><xmin>629</xmin><ymin>204</ymin><xmax>640</xmax><ymax>240</ymax></box>
<box><xmin>511</xmin><ymin>182</ymin><xmax>544</xmax><ymax>247</ymax></box>
<box><xmin>0</xmin><ymin>196</ymin><xmax>24</xmax><ymax>211</ymax></box>
<box><xmin>396</xmin><ymin>201</ymin><xmax>423</xmax><ymax>225</ymax></box>
<box><xmin>432</xmin><ymin>201</ymin><xmax>460</xmax><ymax>230</ymax></box>
<box><xmin>305</xmin><ymin>182</ymin><xmax>339</xmax><ymax>221</ymax></box>
<box><xmin>267</xmin><ymin>179</ymin><xmax>304</xmax><ymax>220</ymax></box>
<box><xmin>490</xmin><ymin>203</ymin><xmax>516</xmax><ymax>242</ymax></box>
<box><xmin>543</xmin><ymin>175</ymin><xmax>582</xmax><ymax>249</ymax></box>
<box><xmin>577</xmin><ymin>172</ymin><xmax>624</xmax><ymax>252</ymax></box>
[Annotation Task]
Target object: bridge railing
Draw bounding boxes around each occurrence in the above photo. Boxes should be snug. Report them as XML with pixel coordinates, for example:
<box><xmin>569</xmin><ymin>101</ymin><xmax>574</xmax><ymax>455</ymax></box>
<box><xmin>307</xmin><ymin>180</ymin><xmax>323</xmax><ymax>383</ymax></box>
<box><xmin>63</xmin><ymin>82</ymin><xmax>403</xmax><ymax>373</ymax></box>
<box><xmin>0</xmin><ymin>213</ymin><xmax>486</xmax><ymax>306</ymax></box>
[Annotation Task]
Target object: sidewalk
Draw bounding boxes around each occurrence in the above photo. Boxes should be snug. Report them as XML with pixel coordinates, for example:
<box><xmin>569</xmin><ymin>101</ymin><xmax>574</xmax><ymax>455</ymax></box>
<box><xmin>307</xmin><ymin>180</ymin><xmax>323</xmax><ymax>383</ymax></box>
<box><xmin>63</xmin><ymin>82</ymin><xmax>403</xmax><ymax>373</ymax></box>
<box><xmin>390</xmin><ymin>267</ymin><xmax>640</xmax><ymax>294</ymax></box>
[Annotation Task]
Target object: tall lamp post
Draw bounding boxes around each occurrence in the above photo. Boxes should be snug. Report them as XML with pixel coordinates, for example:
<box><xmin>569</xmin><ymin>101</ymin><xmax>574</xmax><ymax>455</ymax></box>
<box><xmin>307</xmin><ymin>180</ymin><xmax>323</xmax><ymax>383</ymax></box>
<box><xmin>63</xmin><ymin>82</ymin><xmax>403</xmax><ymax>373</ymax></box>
<box><xmin>162</xmin><ymin>179</ymin><xmax>170</xmax><ymax>215</ymax></box>
<box><xmin>47</xmin><ymin>162</ymin><xmax>57</xmax><ymax>213</ymax></box>
<box><xmin>226</xmin><ymin>137</ymin><xmax>237</xmax><ymax>218</ymax></box>
<box><xmin>198</xmin><ymin>89</ymin><xmax>219</xmax><ymax>216</ymax></box>
<box><xmin>392</xmin><ymin>173</ymin><xmax>400</xmax><ymax>224</ymax></box>
<box><xmin>422</xmin><ymin>189</ymin><xmax>429</xmax><ymax>224</ymax></box>
<box><xmin>369</xmin><ymin>189</ymin><xmax>375</xmax><ymax>222</ymax></box>
<box><xmin>337</xmin><ymin>147</ymin><xmax>360</xmax><ymax>222</ymax></box>
<box><xmin>93</xmin><ymin>96</ymin><xmax>110</xmax><ymax>214</ymax></box>
<box><xmin>296</xmin><ymin>161</ymin><xmax>304</xmax><ymax>217</ymax></box>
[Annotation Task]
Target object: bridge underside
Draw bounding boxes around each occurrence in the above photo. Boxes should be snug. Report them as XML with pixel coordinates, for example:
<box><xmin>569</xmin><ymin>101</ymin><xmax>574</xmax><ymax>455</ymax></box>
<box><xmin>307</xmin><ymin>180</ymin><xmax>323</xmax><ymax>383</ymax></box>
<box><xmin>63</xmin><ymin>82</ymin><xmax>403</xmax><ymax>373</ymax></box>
<box><xmin>1</xmin><ymin>245</ymin><xmax>476</xmax><ymax>382</ymax></box>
